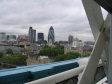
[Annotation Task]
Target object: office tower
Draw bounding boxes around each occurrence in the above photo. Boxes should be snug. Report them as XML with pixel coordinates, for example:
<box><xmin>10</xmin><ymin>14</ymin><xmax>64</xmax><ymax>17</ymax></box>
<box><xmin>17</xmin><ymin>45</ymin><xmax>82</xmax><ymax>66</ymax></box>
<box><xmin>0</xmin><ymin>32</ymin><xmax>6</xmax><ymax>42</ymax></box>
<box><xmin>33</xmin><ymin>30</ymin><xmax>36</xmax><ymax>43</ymax></box>
<box><xmin>38</xmin><ymin>33</ymin><xmax>44</xmax><ymax>41</ymax></box>
<box><xmin>28</xmin><ymin>27</ymin><xmax>36</xmax><ymax>43</ymax></box>
<box><xmin>68</xmin><ymin>35</ymin><xmax>74</xmax><ymax>45</ymax></box>
<box><xmin>48</xmin><ymin>26</ymin><xmax>55</xmax><ymax>45</ymax></box>
<box><xmin>28</xmin><ymin>27</ymin><xmax>33</xmax><ymax>43</ymax></box>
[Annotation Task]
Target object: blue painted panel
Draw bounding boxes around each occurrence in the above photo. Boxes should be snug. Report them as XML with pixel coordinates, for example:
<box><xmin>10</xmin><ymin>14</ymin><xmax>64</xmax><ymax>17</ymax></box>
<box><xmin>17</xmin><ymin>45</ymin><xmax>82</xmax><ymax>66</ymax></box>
<box><xmin>48</xmin><ymin>59</ymin><xmax>79</xmax><ymax>76</ymax></box>
<box><xmin>0</xmin><ymin>58</ymin><xmax>81</xmax><ymax>84</ymax></box>
<box><xmin>28</xmin><ymin>59</ymin><xmax>79</xmax><ymax>80</ymax></box>
<box><xmin>0</xmin><ymin>68</ymin><xmax>31</xmax><ymax>84</ymax></box>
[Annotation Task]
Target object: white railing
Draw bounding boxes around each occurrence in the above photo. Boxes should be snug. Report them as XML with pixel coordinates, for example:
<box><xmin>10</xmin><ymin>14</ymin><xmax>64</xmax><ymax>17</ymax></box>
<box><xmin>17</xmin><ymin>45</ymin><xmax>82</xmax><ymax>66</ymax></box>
<box><xmin>26</xmin><ymin>66</ymin><xmax>84</xmax><ymax>84</ymax></box>
<box><xmin>25</xmin><ymin>58</ymin><xmax>107</xmax><ymax>84</ymax></box>
<box><xmin>96</xmin><ymin>77</ymin><xmax>107</xmax><ymax>84</ymax></box>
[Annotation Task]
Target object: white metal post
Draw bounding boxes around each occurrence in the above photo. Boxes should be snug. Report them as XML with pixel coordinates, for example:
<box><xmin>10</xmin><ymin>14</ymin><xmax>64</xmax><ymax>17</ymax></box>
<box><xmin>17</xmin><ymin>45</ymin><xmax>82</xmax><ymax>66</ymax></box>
<box><xmin>108</xmin><ymin>15</ymin><xmax>112</xmax><ymax>84</ymax></box>
<box><xmin>79</xmin><ymin>0</ymin><xmax>111</xmax><ymax>84</ymax></box>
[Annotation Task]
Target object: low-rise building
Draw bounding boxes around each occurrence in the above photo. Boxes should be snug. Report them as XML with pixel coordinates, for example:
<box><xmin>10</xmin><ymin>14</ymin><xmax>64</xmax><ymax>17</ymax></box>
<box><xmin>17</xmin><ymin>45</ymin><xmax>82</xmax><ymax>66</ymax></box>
<box><xmin>0</xmin><ymin>43</ymin><xmax>21</xmax><ymax>54</ymax></box>
<box><xmin>64</xmin><ymin>46</ymin><xmax>83</xmax><ymax>55</ymax></box>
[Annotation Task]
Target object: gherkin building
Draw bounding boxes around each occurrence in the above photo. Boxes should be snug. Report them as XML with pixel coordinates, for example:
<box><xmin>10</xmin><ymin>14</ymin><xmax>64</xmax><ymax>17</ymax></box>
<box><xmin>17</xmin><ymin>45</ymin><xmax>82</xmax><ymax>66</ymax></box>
<box><xmin>48</xmin><ymin>26</ymin><xmax>55</xmax><ymax>44</ymax></box>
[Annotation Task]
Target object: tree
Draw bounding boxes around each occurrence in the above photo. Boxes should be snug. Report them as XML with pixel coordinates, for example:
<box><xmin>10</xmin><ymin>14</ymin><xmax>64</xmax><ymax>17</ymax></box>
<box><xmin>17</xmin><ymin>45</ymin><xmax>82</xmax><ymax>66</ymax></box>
<box><xmin>0</xmin><ymin>52</ymin><xmax>4</xmax><ymax>58</ymax></box>
<box><xmin>54</xmin><ymin>52</ymin><xmax>81</xmax><ymax>62</ymax></box>
<box><xmin>82</xmin><ymin>54</ymin><xmax>90</xmax><ymax>57</ymax></box>
<box><xmin>6</xmin><ymin>49</ymin><xmax>13</xmax><ymax>55</ymax></box>
<box><xmin>54</xmin><ymin>54</ymin><xmax>66</xmax><ymax>62</ymax></box>
<box><xmin>1</xmin><ymin>54</ymin><xmax>27</xmax><ymax>65</ymax></box>
<box><xmin>39</xmin><ymin>45</ymin><xmax>64</xmax><ymax>58</ymax></box>
<box><xmin>66</xmin><ymin>52</ymin><xmax>81</xmax><ymax>58</ymax></box>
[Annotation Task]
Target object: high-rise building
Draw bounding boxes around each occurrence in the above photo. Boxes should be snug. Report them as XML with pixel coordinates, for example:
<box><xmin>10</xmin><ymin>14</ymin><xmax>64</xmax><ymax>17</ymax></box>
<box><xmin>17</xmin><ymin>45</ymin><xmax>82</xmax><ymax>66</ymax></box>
<box><xmin>0</xmin><ymin>32</ymin><xmax>7</xmax><ymax>42</ymax></box>
<box><xmin>68</xmin><ymin>35</ymin><xmax>74</xmax><ymax>44</ymax></box>
<box><xmin>33</xmin><ymin>29</ymin><xmax>36</xmax><ymax>43</ymax></box>
<box><xmin>28</xmin><ymin>27</ymin><xmax>33</xmax><ymax>43</ymax></box>
<box><xmin>48</xmin><ymin>26</ymin><xmax>55</xmax><ymax>45</ymax></box>
<box><xmin>28</xmin><ymin>27</ymin><xmax>36</xmax><ymax>43</ymax></box>
<box><xmin>38</xmin><ymin>33</ymin><xmax>44</xmax><ymax>41</ymax></box>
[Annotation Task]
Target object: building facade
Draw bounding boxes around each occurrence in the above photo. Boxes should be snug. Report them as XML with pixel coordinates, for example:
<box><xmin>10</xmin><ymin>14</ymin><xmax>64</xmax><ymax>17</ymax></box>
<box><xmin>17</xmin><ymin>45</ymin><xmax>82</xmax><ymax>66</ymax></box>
<box><xmin>38</xmin><ymin>33</ymin><xmax>44</xmax><ymax>41</ymax></box>
<box><xmin>48</xmin><ymin>26</ymin><xmax>55</xmax><ymax>45</ymax></box>
<box><xmin>72</xmin><ymin>38</ymin><xmax>84</xmax><ymax>48</ymax></box>
<box><xmin>0</xmin><ymin>32</ymin><xmax>7</xmax><ymax>42</ymax></box>
<box><xmin>0</xmin><ymin>43</ymin><xmax>21</xmax><ymax>54</ymax></box>
<box><xmin>58</xmin><ymin>41</ymin><xmax>69</xmax><ymax>47</ymax></box>
<box><xmin>28</xmin><ymin>27</ymin><xmax>36</xmax><ymax>43</ymax></box>
<box><xmin>17</xmin><ymin>35</ymin><xmax>29</xmax><ymax>42</ymax></box>
<box><xmin>7</xmin><ymin>35</ymin><xmax>16</xmax><ymax>41</ymax></box>
<box><xmin>33</xmin><ymin>30</ymin><xmax>36</xmax><ymax>43</ymax></box>
<box><xmin>68</xmin><ymin>35</ymin><xmax>74</xmax><ymax>45</ymax></box>
<box><xmin>64</xmin><ymin>46</ymin><xmax>83</xmax><ymax>55</ymax></box>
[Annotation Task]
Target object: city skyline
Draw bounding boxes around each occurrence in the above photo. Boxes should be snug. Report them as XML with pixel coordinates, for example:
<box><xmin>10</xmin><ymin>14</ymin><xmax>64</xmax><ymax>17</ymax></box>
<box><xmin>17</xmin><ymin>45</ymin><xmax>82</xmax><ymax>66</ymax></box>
<box><xmin>0</xmin><ymin>0</ymin><xmax>107</xmax><ymax>41</ymax></box>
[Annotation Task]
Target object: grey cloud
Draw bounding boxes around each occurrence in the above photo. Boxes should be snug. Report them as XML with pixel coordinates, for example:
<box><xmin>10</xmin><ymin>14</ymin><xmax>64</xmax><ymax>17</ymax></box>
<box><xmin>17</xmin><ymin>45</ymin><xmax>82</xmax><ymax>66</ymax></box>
<box><xmin>0</xmin><ymin>0</ymin><xmax>98</xmax><ymax>41</ymax></box>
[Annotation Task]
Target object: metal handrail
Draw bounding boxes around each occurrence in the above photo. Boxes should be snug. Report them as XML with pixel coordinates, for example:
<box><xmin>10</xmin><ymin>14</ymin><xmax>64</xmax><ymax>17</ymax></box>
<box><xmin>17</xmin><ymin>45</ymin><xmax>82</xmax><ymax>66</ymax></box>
<box><xmin>26</xmin><ymin>66</ymin><xmax>84</xmax><ymax>84</ymax></box>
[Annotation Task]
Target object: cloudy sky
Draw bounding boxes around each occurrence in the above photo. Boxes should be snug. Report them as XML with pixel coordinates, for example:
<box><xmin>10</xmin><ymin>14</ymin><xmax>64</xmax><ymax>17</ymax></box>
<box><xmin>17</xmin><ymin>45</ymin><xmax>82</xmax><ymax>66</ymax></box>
<box><xmin>0</xmin><ymin>0</ymin><xmax>107</xmax><ymax>41</ymax></box>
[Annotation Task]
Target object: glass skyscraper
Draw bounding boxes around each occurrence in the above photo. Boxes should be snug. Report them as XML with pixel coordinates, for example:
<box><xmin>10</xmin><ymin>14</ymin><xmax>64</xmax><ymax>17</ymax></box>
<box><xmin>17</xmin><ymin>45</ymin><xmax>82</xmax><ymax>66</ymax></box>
<box><xmin>48</xmin><ymin>26</ymin><xmax>55</xmax><ymax>44</ymax></box>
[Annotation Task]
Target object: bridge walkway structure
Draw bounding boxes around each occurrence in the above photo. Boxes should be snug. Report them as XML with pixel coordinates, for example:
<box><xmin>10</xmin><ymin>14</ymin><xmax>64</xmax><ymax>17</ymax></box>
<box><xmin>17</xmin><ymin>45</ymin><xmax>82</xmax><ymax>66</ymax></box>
<box><xmin>1</xmin><ymin>0</ymin><xmax>112</xmax><ymax>84</ymax></box>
